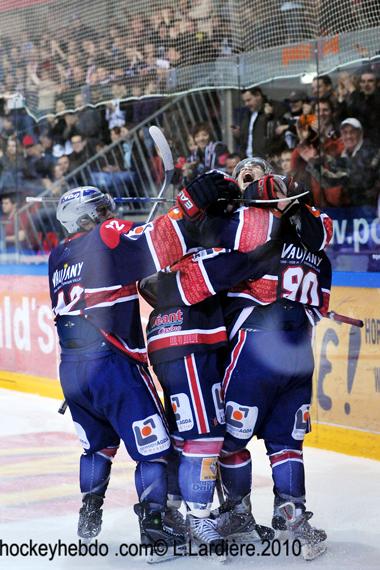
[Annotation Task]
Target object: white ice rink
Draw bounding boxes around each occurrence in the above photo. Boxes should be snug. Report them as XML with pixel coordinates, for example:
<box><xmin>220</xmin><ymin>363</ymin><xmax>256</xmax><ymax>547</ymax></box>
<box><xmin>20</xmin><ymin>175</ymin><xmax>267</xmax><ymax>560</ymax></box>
<box><xmin>0</xmin><ymin>388</ymin><xmax>379</xmax><ymax>570</ymax></box>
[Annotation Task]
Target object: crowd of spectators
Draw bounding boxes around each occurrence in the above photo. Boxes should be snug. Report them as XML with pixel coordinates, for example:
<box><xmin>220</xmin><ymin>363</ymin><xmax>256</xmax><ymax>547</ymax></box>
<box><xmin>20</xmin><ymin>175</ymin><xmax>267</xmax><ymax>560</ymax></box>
<box><xmin>0</xmin><ymin>1</ymin><xmax>236</xmax><ymax>118</ymax></box>
<box><xmin>0</xmin><ymin>61</ymin><xmax>379</xmax><ymax>255</ymax></box>
<box><xmin>175</xmin><ymin>66</ymin><xmax>380</xmax><ymax>210</ymax></box>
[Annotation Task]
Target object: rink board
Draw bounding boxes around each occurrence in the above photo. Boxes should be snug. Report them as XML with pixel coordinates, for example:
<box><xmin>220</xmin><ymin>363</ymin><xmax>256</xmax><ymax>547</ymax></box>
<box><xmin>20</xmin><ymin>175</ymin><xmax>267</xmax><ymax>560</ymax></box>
<box><xmin>0</xmin><ymin>271</ymin><xmax>379</xmax><ymax>460</ymax></box>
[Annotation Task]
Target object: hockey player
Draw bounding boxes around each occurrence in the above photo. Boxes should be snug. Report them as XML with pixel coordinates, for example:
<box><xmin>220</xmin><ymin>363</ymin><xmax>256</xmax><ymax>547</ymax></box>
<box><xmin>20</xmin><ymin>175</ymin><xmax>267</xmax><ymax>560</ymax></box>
<box><xmin>139</xmin><ymin>269</ymin><xmax>228</xmax><ymax>548</ymax></box>
<box><xmin>50</xmin><ymin>186</ymin><xmax>189</xmax><ymax>557</ymax></box>
<box><xmin>172</xmin><ymin>159</ymin><xmax>333</xmax><ymax>559</ymax></box>
<box><xmin>50</xmin><ymin>182</ymin><xmax>281</xmax><ymax>555</ymax></box>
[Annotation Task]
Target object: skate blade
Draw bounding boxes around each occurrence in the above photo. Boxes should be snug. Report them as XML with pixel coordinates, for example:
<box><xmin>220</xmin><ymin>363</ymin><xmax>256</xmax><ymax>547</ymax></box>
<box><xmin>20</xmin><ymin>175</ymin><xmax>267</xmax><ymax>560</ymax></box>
<box><xmin>301</xmin><ymin>540</ymin><xmax>327</xmax><ymax>561</ymax></box>
<box><xmin>224</xmin><ymin>528</ymin><xmax>272</xmax><ymax>543</ymax></box>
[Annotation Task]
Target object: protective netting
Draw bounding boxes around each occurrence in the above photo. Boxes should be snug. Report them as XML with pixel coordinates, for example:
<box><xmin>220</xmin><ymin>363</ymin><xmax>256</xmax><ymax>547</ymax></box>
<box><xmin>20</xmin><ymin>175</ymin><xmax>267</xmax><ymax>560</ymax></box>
<box><xmin>0</xmin><ymin>0</ymin><xmax>379</xmax><ymax>118</ymax></box>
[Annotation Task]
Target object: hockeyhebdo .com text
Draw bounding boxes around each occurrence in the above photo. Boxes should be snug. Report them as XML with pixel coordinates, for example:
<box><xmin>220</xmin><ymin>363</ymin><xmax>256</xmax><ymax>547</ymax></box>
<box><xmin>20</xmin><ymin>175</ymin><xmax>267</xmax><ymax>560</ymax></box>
<box><xmin>332</xmin><ymin>216</ymin><xmax>380</xmax><ymax>252</ymax></box>
<box><xmin>0</xmin><ymin>538</ymin><xmax>302</xmax><ymax>560</ymax></box>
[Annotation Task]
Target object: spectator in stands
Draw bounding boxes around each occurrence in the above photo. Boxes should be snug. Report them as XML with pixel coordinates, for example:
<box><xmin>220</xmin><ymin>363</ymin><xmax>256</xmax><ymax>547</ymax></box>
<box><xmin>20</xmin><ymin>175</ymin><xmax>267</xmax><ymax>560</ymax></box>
<box><xmin>339</xmin><ymin>67</ymin><xmax>380</xmax><ymax>146</ymax></box>
<box><xmin>74</xmin><ymin>93</ymin><xmax>103</xmax><ymax>152</ymax></box>
<box><xmin>0</xmin><ymin>192</ymin><xmax>29</xmax><ymax>251</ymax></box>
<box><xmin>0</xmin><ymin>137</ymin><xmax>25</xmax><ymax>193</ymax></box>
<box><xmin>291</xmin><ymin>128</ymin><xmax>345</xmax><ymax>208</ymax></box>
<box><xmin>336</xmin><ymin>118</ymin><xmax>380</xmax><ymax>207</ymax></box>
<box><xmin>314</xmin><ymin>98</ymin><xmax>343</xmax><ymax>158</ymax></box>
<box><xmin>232</xmin><ymin>87</ymin><xmax>275</xmax><ymax>158</ymax></box>
<box><xmin>39</xmin><ymin>132</ymin><xmax>56</xmax><ymax>170</ymax></box>
<box><xmin>279</xmin><ymin>148</ymin><xmax>293</xmax><ymax>176</ymax></box>
<box><xmin>61</xmin><ymin>112</ymin><xmax>79</xmax><ymax>147</ymax></box>
<box><xmin>44</xmin><ymin>162</ymin><xmax>69</xmax><ymax>197</ymax></box>
<box><xmin>312</xmin><ymin>74</ymin><xmax>337</xmax><ymax>107</ymax></box>
<box><xmin>57</xmin><ymin>154</ymin><xmax>70</xmax><ymax>177</ymax></box>
<box><xmin>26</xmin><ymin>60</ymin><xmax>60</xmax><ymax>115</ymax></box>
<box><xmin>225</xmin><ymin>152</ymin><xmax>242</xmax><ymax>176</ymax></box>
<box><xmin>22</xmin><ymin>135</ymin><xmax>51</xmax><ymax>195</ymax></box>
<box><xmin>336</xmin><ymin>71</ymin><xmax>357</xmax><ymax>107</ymax></box>
<box><xmin>183</xmin><ymin>121</ymin><xmax>229</xmax><ymax>181</ymax></box>
<box><xmin>0</xmin><ymin>115</ymin><xmax>16</xmax><ymax>148</ymax></box>
<box><xmin>90</xmin><ymin>126</ymin><xmax>137</xmax><ymax>197</ymax></box>
<box><xmin>274</xmin><ymin>89</ymin><xmax>308</xmax><ymax>149</ymax></box>
<box><xmin>68</xmin><ymin>134</ymin><xmax>92</xmax><ymax>174</ymax></box>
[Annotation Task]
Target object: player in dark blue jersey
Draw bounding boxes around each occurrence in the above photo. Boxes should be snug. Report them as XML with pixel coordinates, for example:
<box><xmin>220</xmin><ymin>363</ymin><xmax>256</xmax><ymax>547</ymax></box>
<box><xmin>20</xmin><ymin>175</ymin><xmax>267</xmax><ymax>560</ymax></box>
<box><xmin>49</xmin><ymin>186</ymin><xmax>187</xmax><ymax>558</ymax></box>
<box><xmin>168</xmin><ymin>159</ymin><xmax>333</xmax><ymax>559</ymax></box>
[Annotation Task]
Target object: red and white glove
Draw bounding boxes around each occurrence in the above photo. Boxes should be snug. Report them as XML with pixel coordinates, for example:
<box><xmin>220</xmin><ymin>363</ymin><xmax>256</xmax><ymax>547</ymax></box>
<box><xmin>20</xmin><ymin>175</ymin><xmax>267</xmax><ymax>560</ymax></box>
<box><xmin>177</xmin><ymin>170</ymin><xmax>240</xmax><ymax>220</ymax></box>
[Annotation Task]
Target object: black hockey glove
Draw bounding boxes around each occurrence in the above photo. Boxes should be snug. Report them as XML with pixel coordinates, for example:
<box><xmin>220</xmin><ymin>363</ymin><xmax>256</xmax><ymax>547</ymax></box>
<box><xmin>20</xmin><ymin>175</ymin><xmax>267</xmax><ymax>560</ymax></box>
<box><xmin>138</xmin><ymin>273</ymin><xmax>159</xmax><ymax>307</ymax></box>
<box><xmin>177</xmin><ymin>170</ymin><xmax>241</xmax><ymax>220</ymax></box>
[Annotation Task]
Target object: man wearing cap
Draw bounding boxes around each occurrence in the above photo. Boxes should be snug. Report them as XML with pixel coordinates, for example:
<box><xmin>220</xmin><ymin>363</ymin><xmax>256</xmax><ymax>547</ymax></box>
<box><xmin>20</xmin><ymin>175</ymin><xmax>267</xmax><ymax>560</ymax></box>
<box><xmin>336</xmin><ymin>118</ymin><xmax>379</xmax><ymax>207</ymax></box>
<box><xmin>275</xmin><ymin>90</ymin><xmax>308</xmax><ymax>149</ymax></box>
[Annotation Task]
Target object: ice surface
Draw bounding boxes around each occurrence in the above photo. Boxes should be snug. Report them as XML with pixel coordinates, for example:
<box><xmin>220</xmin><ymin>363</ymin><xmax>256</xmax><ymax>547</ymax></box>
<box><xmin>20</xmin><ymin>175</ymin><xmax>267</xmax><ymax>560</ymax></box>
<box><xmin>0</xmin><ymin>388</ymin><xmax>379</xmax><ymax>569</ymax></box>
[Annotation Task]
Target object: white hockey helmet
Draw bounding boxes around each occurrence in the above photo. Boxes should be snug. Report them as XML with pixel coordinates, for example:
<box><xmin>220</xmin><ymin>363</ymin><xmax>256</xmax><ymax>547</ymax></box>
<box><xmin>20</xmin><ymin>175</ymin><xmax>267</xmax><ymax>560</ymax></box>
<box><xmin>56</xmin><ymin>186</ymin><xmax>115</xmax><ymax>234</ymax></box>
<box><xmin>232</xmin><ymin>157</ymin><xmax>274</xmax><ymax>181</ymax></box>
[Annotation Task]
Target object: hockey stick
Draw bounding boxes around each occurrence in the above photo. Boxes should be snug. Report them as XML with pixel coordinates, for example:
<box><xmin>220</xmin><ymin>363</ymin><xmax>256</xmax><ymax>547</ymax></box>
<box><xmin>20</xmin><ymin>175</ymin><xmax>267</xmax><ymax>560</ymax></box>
<box><xmin>146</xmin><ymin>125</ymin><xmax>175</xmax><ymax>223</ymax></box>
<box><xmin>327</xmin><ymin>311</ymin><xmax>364</xmax><ymax>328</ymax></box>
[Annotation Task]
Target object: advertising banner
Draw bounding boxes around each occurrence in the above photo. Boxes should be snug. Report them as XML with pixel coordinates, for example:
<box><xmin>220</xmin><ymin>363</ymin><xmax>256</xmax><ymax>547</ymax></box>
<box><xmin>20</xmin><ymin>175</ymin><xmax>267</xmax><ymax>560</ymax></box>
<box><xmin>0</xmin><ymin>275</ymin><xmax>57</xmax><ymax>378</ymax></box>
<box><xmin>326</xmin><ymin>206</ymin><xmax>380</xmax><ymax>272</ymax></box>
<box><xmin>313</xmin><ymin>286</ymin><xmax>380</xmax><ymax>433</ymax></box>
<box><xmin>1</xmin><ymin>271</ymin><xmax>379</xmax><ymax>457</ymax></box>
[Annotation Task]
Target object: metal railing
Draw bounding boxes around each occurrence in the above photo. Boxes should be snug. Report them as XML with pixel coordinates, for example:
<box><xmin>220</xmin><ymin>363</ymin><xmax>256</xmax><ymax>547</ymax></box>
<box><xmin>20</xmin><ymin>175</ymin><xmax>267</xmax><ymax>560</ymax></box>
<box><xmin>0</xmin><ymin>89</ymin><xmax>223</xmax><ymax>259</ymax></box>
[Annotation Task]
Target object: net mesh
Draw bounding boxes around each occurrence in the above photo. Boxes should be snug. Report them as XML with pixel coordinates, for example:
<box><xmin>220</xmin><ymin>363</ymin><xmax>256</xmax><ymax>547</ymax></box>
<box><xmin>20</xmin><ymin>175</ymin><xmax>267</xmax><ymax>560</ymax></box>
<box><xmin>0</xmin><ymin>0</ymin><xmax>379</xmax><ymax>118</ymax></box>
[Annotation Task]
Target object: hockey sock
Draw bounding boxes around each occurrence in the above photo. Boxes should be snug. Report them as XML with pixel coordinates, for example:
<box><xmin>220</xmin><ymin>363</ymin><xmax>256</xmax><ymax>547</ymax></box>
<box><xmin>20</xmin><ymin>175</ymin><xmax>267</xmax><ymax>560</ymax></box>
<box><xmin>266</xmin><ymin>443</ymin><xmax>306</xmax><ymax>511</ymax></box>
<box><xmin>166</xmin><ymin>448</ymin><xmax>182</xmax><ymax>509</ymax></box>
<box><xmin>79</xmin><ymin>448</ymin><xmax>117</xmax><ymax>497</ymax></box>
<box><xmin>135</xmin><ymin>459</ymin><xmax>167</xmax><ymax>511</ymax></box>
<box><xmin>178</xmin><ymin>439</ymin><xmax>223</xmax><ymax>516</ymax></box>
<box><xmin>219</xmin><ymin>448</ymin><xmax>252</xmax><ymax>502</ymax></box>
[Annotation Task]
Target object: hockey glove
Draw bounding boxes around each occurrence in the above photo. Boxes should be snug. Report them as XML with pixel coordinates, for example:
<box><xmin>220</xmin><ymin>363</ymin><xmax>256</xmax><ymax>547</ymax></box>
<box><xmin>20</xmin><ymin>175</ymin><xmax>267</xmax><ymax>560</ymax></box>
<box><xmin>177</xmin><ymin>170</ymin><xmax>240</xmax><ymax>220</ymax></box>
<box><xmin>138</xmin><ymin>273</ymin><xmax>159</xmax><ymax>307</ymax></box>
<box><xmin>244</xmin><ymin>174</ymin><xmax>286</xmax><ymax>205</ymax></box>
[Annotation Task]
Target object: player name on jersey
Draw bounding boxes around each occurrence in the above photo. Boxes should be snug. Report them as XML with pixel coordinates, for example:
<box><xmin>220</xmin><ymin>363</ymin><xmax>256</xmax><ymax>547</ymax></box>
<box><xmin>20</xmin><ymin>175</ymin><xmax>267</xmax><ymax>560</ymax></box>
<box><xmin>281</xmin><ymin>244</ymin><xmax>323</xmax><ymax>267</ymax></box>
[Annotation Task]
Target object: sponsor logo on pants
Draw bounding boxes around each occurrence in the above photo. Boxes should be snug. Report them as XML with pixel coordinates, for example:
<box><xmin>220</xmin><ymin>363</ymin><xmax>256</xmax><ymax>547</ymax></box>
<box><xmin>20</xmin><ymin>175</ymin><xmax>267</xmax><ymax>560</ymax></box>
<box><xmin>212</xmin><ymin>383</ymin><xmax>225</xmax><ymax>424</ymax></box>
<box><xmin>292</xmin><ymin>404</ymin><xmax>311</xmax><ymax>440</ymax></box>
<box><xmin>133</xmin><ymin>413</ymin><xmax>170</xmax><ymax>456</ymax></box>
<box><xmin>171</xmin><ymin>393</ymin><xmax>194</xmax><ymax>432</ymax></box>
<box><xmin>225</xmin><ymin>401</ymin><xmax>258</xmax><ymax>440</ymax></box>
<box><xmin>200</xmin><ymin>457</ymin><xmax>218</xmax><ymax>481</ymax></box>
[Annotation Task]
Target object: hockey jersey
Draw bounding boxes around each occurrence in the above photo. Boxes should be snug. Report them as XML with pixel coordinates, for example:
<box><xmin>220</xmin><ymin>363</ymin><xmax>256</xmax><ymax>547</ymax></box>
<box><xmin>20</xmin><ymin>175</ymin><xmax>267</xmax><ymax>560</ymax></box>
<box><xmin>155</xmin><ymin>205</ymin><xmax>333</xmax><ymax>338</ymax></box>
<box><xmin>49</xmin><ymin>204</ymin><xmax>281</xmax><ymax>362</ymax></box>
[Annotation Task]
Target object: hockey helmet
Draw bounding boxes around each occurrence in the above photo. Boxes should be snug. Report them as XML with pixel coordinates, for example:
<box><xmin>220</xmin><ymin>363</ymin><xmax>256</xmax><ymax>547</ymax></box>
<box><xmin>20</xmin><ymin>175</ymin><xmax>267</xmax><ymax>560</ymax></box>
<box><xmin>232</xmin><ymin>157</ymin><xmax>274</xmax><ymax>188</ymax></box>
<box><xmin>56</xmin><ymin>186</ymin><xmax>115</xmax><ymax>234</ymax></box>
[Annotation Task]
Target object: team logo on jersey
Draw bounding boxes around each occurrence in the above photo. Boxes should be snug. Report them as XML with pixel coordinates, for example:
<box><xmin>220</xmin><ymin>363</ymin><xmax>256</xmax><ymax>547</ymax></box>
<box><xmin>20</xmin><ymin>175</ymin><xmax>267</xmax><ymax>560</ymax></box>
<box><xmin>132</xmin><ymin>413</ymin><xmax>170</xmax><ymax>456</ymax></box>
<box><xmin>225</xmin><ymin>401</ymin><xmax>258</xmax><ymax>440</ymax></box>
<box><xmin>170</xmin><ymin>393</ymin><xmax>194</xmax><ymax>432</ymax></box>
<box><xmin>52</xmin><ymin>261</ymin><xmax>84</xmax><ymax>288</ymax></box>
<box><xmin>151</xmin><ymin>310</ymin><xmax>184</xmax><ymax>334</ymax></box>
<box><xmin>73</xmin><ymin>421</ymin><xmax>90</xmax><ymax>450</ymax></box>
<box><xmin>200</xmin><ymin>457</ymin><xmax>218</xmax><ymax>481</ymax></box>
<box><xmin>281</xmin><ymin>243</ymin><xmax>322</xmax><ymax>268</ymax></box>
<box><xmin>212</xmin><ymin>383</ymin><xmax>225</xmax><ymax>424</ymax></box>
<box><xmin>292</xmin><ymin>404</ymin><xmax>311</xmax><ymax>440</ymax></box>
<box><xmin>125</xmin><ymin>223</ymin><xmax>153</xmax><ymax>241</ymax></box>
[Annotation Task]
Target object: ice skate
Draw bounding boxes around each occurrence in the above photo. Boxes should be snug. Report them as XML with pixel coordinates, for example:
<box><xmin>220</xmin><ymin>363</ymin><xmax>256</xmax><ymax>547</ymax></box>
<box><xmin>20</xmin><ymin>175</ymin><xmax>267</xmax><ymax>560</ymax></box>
<box><xmin>163</xmin><ymin>506</ymin><xmax>188</xmax><ymax>535</ymax></box>
<box><xmin>213</xmin><ymin>494</ymin><xmax>275</xmax><ymax>542</ymax></box>
<box><xmin>275</xmin><ymin>502</ymin><xmax>327</xmax><ymax>560</ymax></box>
<box><xmin>77</xmin><ymin>493</ymin><xmax>103</xmax><ymax>542</ymax></box>
<box><xmin>187</xmin><ymin>514</ymin><xmax>227</xmax><ymax>562</ymax></box>
<box><xmin>134</xmin><ymin>502</ymin><xmax>187</xmax><ymax>563</ymax></box>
